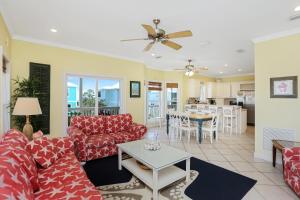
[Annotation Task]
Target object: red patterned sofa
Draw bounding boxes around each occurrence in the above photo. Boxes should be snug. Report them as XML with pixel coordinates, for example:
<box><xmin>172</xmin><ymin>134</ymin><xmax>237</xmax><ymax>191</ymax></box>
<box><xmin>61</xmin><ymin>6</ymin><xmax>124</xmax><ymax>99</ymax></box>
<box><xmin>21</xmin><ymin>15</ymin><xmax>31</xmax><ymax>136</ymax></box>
<box><xmin>67</xmin><ymin>113</ymin><xmax>147</xmax><ymax>162</ymax></box>
<box><xmin>0</xmin><ymin>129</ymin><xmax>103</xmax><ymax>200</ymax></box>
<box><xmin>283</xmin><ymin>147</ymin><xmax>300</xmax><ymax>197</ymax></box>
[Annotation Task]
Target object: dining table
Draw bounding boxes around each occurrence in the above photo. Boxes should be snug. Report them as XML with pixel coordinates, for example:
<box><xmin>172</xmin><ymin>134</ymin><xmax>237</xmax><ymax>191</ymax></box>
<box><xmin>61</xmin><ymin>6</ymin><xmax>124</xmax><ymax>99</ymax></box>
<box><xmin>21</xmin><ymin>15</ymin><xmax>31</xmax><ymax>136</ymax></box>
<box><xmin>166</xmin><ymin>113</ymin><xmax>213</xmax><ymax>143</ymax></box>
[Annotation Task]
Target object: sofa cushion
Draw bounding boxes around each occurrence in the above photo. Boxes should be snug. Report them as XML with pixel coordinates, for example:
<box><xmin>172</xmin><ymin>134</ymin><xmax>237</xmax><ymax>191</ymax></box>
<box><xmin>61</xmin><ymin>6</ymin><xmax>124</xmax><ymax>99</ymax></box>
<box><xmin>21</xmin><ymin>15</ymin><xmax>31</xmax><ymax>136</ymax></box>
<box><xmin>109</xmin><ymin>132</ymin><xmax>137</xmax><ymax>144</ymax></box>
<box><xmin>106</xmin><ymin>115</ymin><xmax>121</xmax><ymax>134</ymax></box>
<box><xmin>291</xmin><ymin>160</ymin><xmax>300</xmax><ymax>177</ymax></box>
<box><xmin>35</xmin><ymin>153</ymin><xmax>102</xmax><ymax>200</ymax></box>
<box><xmin>51</xmin><ymin>137</ymin><xmax>74</xmax><ymax>158</ymax></box>
<box><xmin>2</xmin><ymin>129</ymin><xmax>29</xmax><ymax>148</ymax></box>
<box><xmin>86</xmin><ymin>134</ymin><xmax>115</xmax><ymax>148</ymax></box>
<box><xmin>0</xmin><ymin>156</ymin><xmax>34</xmax><ymax>200</ymax></box>
<box><xmin>26</xmin><ymin>136</ymin><xmax>60</xmax><ymax>168</ymax></box>
<box><xmin>0</xmin><ymin>142</ymin><xmax>39</xmax><ymax>191</ymax></box>
<box><xmin>119</xmin><ymin>114</ymin><xmax>133</xmax><ymax>132</ymax></box>
<box><xmin>70</xmin><ymin>115</ymin><xmax>107</xmax><ymax>135</ymax></box>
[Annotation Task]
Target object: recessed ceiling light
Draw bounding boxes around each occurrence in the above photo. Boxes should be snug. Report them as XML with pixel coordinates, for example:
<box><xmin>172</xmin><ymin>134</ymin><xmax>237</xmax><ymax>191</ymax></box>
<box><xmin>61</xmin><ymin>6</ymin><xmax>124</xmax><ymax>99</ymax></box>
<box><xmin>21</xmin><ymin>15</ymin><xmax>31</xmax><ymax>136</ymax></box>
<box><xmin>236</xmin><ymin>49</ymin><xmax>245</xmax><ymax>53</ymax></box>
<box><xmin>151</xmin><ymin>53</ymin><xmax>156</xmax><ymax>57</ymax></box>
<box><xmin>219</xmin><ymin>71</ymin><xmax>224</xmax><ymax>74</ymax></box>
<box><xmin>50</xmin><ymin>28</ymin><xmax>57</xmax><ymax>33</ymax></box>
<box><xmin>295</xmin><ymin>6</ymin><xmax>300</xmax><ymax>12</ymax></box>
<box><xmin>224</xmin><ymin>64</ymin><xmax>228</xmax><ymax>67</ymax></box>
<box><xmin>238</xmin><ymin>68</ymin><xmax>243</xmax><ymax>72</ymax></box>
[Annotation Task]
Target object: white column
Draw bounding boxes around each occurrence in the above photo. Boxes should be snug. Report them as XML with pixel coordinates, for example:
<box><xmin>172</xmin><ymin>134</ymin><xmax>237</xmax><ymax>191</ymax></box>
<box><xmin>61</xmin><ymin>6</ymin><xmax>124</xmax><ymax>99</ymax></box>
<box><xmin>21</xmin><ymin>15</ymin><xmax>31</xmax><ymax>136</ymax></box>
<box><xmin>79</xmin><ymin>78</ymin><xmax>83</xmax><ymax>108</ymax></box>
<box><xmin>95</xmin><ymin>80</ymin><xmax>98</xmax><ymax>115</ymax></box>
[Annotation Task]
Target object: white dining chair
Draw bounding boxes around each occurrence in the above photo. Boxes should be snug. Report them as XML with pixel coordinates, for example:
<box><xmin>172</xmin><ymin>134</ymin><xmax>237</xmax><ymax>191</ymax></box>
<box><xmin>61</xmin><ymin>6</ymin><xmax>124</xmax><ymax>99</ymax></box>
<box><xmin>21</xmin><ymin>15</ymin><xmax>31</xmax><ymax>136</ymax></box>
<box><xmin>202</xmin><ymin>114</ymin><xmax>219</xmax><ymax>143</ymax></box>
<box><xmin>179</xmin><ymin>113</ymin><xmax>199</xmax><ymax>142</ymax></box>
<box><xmin>169</xmin><ymin>111</ymin><xmax>180</xmax><ymax>138</ymax></box>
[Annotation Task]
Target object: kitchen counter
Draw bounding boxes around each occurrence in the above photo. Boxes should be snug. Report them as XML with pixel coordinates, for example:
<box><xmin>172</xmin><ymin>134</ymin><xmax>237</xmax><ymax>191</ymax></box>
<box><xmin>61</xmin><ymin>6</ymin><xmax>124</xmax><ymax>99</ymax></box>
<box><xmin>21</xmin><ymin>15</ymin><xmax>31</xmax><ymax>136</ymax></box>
<box><xmin>184</xmin><ymin>104</ymin><xmax>248</xmax><ymax>133</ymax></box>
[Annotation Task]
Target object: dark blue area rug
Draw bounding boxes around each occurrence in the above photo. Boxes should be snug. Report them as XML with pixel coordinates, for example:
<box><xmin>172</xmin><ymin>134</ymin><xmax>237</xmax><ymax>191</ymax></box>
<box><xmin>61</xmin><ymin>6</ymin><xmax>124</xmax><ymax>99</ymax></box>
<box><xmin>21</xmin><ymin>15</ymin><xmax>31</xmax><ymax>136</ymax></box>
<box><xmin>84</xmin><ymin>156</ymin><xmax>256</xmax><ymax>200</ymax></box>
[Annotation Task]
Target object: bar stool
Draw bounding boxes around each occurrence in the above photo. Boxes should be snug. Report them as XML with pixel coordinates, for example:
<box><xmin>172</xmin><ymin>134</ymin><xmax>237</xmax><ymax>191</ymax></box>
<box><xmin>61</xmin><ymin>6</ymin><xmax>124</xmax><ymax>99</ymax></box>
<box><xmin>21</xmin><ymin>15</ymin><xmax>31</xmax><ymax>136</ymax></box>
<box><xmin>222</xmin><ymin>106</ymin><xmax>238</xmax><ymax>135</ymax></box>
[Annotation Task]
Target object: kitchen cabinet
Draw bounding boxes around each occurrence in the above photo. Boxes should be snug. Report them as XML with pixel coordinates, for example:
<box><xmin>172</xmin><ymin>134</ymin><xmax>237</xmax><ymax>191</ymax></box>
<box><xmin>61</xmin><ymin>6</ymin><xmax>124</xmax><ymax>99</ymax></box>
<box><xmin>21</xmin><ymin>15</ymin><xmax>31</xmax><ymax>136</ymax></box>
<box><xmin>231</xmin><ymin>82</ymin><xmax>241</xmax><ymax>97</ymax></box>
<box><xmin>207</xmin><ymin>81</ymin><xmax>254</xmax><ymax>98</ymax></box>
<box><xmin>216</xmin><ymin>82</ymin><xmax>231</xmax><ymax>98</ymax></box>
<box><xmin>206</xmin><ymin>82</ymin><xmax>216</xmax><ymax>98</ymax></box>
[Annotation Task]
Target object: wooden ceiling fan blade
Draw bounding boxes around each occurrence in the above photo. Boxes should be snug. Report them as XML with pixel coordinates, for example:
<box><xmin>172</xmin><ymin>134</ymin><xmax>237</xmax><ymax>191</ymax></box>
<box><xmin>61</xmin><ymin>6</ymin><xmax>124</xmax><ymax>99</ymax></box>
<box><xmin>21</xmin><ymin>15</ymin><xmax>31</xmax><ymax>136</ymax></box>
<box><xmin>142</xmin><ymin>24</ymin><xmax>156</xmax><ymax>36</ymax></box>
<box><xmin>143</xmin><ymin>41</ymin><xmax>155</xmax><ymax>52</ymax></box>
<box><xmin>161</xmin><ymin>40</ymin><xmax>182</xmax><ymax>50</ymax></box>
<box><xmin>195</xmin><ymin>67</ymin><xmax>209</xmax><ymax>71</ymax></box>
<box><xmin>121</xmin><ymin>38</ymin><xmax>149</xmax><ymax>42</ymax></box>
<box><xmin>165</xmin><ymin>30</ymin><xmax>192</xmax><ymax>39</ymax></box>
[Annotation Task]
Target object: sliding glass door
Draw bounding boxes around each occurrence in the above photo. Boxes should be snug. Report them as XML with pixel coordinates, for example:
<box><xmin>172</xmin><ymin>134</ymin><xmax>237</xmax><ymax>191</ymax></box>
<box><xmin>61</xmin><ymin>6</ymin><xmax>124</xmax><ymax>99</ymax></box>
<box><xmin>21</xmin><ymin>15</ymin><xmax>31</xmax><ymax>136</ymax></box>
<box><xmin>146</xmin><ymin>81</ymin><xmax>163</xmax><ymax>124</ymax></box>
<box><xmin>67</xmin><ymin>75</ymin><xmax>122</xmax><ymax>124</ymax></box>
<box><xmin>166</xmin><ymin>82</ymin><xmax>179</xmax><ymax>111</ymax></box>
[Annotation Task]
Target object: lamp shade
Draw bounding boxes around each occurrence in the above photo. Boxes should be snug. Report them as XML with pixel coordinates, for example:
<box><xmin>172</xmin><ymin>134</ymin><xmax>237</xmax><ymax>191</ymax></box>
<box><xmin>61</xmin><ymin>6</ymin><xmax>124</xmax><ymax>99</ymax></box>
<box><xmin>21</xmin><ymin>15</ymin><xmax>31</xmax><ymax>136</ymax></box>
<box><xmin>12</xmin><ymin>97</ymin><xmax>42</xmax><ymax>116</ymax></box>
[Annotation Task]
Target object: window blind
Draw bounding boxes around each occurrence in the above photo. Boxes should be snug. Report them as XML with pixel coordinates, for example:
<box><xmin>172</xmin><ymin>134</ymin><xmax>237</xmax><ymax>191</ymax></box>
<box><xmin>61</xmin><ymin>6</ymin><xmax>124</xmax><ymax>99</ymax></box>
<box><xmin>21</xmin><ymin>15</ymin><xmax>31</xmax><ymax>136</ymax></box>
<box><xmin>166</xmin><ymin>83</ymin><xmax>178</xmax><ymax>88</ymax></box>
<box><xmin>148</xmin><ymin>81</ymin><xmax>162</xmax><ymax>91</ymax></box>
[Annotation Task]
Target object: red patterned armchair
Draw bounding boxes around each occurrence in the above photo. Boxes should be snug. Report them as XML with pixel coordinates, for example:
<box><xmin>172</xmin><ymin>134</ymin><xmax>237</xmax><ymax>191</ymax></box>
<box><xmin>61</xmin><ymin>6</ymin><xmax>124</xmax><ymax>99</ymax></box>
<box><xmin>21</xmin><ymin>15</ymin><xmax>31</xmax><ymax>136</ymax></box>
<box><xmin>283</xmin><ymin>147</ymin><xmax>300</xmax><ymax>197</ymax></box>
<box><xmin>67</xmin><ymin>114</ymin><xmax>147</xmax><ymax>162</ymax></box>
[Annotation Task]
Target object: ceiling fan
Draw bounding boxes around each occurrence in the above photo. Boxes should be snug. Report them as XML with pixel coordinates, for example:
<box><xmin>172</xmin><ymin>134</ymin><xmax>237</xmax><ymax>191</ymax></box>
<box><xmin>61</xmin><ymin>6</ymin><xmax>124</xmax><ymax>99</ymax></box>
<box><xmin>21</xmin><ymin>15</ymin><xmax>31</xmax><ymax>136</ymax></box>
<box><xmin>121</xmin><ymin>18</ymin><xmax>192</xmax><ymax>51</ymax></box>
<box><xmin>174</xmin><ymin>59</ymin><xmax>208</xmax><ymax>77</ymax></box>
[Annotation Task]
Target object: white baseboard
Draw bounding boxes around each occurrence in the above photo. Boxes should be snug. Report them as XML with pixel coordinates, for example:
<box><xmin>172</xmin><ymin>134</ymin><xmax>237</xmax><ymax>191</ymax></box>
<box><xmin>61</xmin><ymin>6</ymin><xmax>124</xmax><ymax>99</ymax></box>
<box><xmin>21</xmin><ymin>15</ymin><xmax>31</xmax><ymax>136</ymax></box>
<box><xmin>254</xmin><ymin>150</ymin><xmax>283</xmax><ymax>165</ymax></box>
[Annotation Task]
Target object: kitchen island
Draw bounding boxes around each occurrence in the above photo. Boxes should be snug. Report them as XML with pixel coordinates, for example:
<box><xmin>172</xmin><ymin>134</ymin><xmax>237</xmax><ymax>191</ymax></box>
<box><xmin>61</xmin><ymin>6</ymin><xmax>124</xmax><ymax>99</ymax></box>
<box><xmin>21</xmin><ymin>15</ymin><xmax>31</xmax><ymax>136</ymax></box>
<box><xmin>184</xmin><ymin>104</ymin><xmax>247</xmax><ymax>133</ymax></box>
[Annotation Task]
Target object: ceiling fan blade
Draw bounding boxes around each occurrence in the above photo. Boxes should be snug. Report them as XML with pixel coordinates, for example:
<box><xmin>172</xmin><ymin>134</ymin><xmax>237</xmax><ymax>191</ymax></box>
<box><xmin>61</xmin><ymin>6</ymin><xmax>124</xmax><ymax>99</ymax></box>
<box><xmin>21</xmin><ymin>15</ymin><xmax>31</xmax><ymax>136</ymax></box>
<box><xmin>195</xmin><ymin>67</ymin><xmax>209</xmax><ymax>71</ymax></box>
<box><xmin>142</xmin><ymin>24</ymin><xmax>156</xmax><ymax>36</ymax></box>
<box><xmin>165</xmin><ymin>30</ymin><xmax>193</xmax><ymax>39</ymax></box>
<box><xmin>121</xmin><ymin>38</ymin><xmax>149</xmax><ymax>42</ymax></box>
<box><xmin>161</xmin><ymin>40</ymin><xmax>182</xmax><ymax>50</ymax></box>
<box><xmin>143</xmin><ymin>41</ymin><xmax>155</xmax><ymax>52</ymax></box>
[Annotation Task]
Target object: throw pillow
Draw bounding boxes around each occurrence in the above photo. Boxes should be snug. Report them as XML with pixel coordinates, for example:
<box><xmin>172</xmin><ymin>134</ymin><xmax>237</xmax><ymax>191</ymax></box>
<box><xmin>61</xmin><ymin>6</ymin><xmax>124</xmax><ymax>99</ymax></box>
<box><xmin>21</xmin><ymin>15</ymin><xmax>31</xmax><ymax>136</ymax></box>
<box><xmin>26</xmin><ymin>136</ymin><xmax>59</xmax><ymax>168</ymax></box>
<box><xmin>32</xmin><ymin>130</ymin><xmax>44</xmax><ymax>140</ymax></box>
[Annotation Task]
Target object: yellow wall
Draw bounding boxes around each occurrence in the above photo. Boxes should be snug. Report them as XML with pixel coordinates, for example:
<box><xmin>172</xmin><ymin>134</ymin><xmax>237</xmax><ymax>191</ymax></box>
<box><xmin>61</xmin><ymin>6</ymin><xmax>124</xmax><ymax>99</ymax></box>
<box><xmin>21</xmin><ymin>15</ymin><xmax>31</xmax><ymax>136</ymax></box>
<box><xmin>11</xmin><ymin>40</ymin><xmax>146</xmax><ymax>137</ymax></box>
<box><xmin>0</xmin><ymin>14</ymin><xmax>11</xmax><ymax>134</ymax></box>
<box><xmin>220</xmin><ymin>75</ymin><xmax>254</xmax><ymax>82</ymax></box>
<box><xmin>0</xmin><ymin>14</ymin><xmax>11</xmax><ymax>58</ymax></box>
<box><xmin>255</xmin><ymin>33</ymin><xmax>300</xmax><ymax>160</ymax></box>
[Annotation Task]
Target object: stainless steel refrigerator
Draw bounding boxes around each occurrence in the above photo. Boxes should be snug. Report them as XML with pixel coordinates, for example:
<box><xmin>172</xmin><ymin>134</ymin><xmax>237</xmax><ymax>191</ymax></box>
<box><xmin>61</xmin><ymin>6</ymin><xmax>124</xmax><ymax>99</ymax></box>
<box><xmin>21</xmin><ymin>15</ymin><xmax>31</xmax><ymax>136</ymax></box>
<box><xmin>237</xmin><ymin>90</ymin><xmax>255</xmax><ymax>125</ymax></box>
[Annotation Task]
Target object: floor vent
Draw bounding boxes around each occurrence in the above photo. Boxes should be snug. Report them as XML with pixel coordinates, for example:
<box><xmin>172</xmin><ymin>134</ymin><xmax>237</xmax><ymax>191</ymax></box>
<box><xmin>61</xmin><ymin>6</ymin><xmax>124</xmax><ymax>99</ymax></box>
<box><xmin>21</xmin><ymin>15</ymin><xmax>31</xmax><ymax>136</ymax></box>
<box><xmin>263</xmin><ymin>127</ymin><xmax>296</xmax><ymax>150</ymax></box>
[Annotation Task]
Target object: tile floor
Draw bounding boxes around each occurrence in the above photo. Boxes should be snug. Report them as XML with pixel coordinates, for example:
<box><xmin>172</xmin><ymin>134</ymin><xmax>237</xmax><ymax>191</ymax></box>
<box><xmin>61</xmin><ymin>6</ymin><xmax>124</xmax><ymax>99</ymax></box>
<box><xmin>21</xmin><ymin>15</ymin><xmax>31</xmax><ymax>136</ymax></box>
<box><xmin>145</xmin><ymin>126</ymin><xmax>299</xmax><ymax>200</ymax></box>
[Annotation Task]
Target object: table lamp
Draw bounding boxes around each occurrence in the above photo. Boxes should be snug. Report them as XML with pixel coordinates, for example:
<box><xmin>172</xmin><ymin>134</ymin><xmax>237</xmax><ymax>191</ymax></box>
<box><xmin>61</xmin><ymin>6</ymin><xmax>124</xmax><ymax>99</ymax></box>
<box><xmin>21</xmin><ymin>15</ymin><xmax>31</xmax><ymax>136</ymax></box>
<box><xmin>12</xmin><ymin>97</ymin><xmax>42</xmax><ymax>140</ymax></box>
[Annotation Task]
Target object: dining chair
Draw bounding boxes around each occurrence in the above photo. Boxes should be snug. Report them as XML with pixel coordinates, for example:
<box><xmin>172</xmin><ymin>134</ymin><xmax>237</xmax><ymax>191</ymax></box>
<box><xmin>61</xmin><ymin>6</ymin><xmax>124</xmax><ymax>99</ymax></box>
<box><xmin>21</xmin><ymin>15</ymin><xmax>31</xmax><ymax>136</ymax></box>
<box><xmin>202</xmin><ymin>114</ymin><xmax>219</xmax><ymax>143</ymax></box>
<box><xmin>179</xmin><ymin>113</ymin><xmax>199</xmax><ymax>142</ymax></box>
<box><xmin>169</xmin><ymin>111</ymin><xmax>180</xmax><ymax>138</ymax></box>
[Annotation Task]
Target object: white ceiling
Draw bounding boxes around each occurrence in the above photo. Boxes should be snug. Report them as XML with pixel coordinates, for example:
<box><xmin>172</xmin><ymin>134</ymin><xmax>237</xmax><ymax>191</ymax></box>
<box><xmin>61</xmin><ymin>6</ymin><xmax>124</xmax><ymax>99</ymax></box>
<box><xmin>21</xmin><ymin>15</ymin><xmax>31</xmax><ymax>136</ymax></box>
<box><xmin>1</xmin><ymin>0</ymin><xmax>300</xmax><ymax>77</ymax></box>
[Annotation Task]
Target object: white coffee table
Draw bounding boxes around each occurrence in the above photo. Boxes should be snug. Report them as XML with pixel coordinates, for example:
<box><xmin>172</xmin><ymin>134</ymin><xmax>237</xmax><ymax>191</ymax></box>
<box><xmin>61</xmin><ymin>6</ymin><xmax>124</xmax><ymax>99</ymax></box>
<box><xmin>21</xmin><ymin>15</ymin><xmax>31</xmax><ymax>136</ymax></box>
<box><xmin>117</xmin><ymin>140</ymin><xmax>191</xmax><ymax>200</ymax></box>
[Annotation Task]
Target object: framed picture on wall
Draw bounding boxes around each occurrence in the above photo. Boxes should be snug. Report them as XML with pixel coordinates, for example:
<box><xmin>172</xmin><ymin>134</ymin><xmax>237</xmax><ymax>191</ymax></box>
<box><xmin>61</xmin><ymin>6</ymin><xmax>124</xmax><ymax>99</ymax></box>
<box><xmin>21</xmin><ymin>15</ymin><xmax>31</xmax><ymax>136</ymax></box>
<box><xmin>130</xmin><ymin>81</ymin><xmax>141</xmax><ymax>98</ymax></box>
<box><xmin>270</xmin><ymin>76</ymin><xmax>298</xmax><ymax>98</ymax></box>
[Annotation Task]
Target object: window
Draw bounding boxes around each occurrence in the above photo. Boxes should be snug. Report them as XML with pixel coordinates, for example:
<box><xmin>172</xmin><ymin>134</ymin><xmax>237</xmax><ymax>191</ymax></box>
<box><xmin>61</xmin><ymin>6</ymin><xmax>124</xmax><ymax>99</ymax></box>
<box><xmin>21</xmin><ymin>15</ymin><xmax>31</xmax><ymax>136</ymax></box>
<box><xmin>146</xmin><ymin>81</ymin><xmax>162</xmax><ymax>121</ymax></box>
<box><xmin>66</xmin><ymin>75</ymin><xmax>122</xmax><ymax>124</ymax></box>
<box><xmin>166</xmin><ymin>83</ymin><xmax>179</xmax><ymax>111</ymax></box>
<box><xmin>200</xmin><ymin>82</ymin><xmax>206</xmax><ymax>101</ymax></box>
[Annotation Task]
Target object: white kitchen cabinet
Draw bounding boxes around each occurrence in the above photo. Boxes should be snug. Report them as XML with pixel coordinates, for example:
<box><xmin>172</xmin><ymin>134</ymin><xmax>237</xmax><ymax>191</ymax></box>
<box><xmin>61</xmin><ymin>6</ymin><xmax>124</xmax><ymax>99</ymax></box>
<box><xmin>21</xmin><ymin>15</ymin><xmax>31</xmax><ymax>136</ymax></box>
<box><xmin>206</xmin><ymin>82</ymin><xmax>216</xmax><ymax>98</ymax></box>
<box><xmin>216</xmin><ymin>82</ymin><xmax>231</xmax><ymax>98</ymax></box>
<box><xmin>187</xmin><ymin>79</ymin><xmax>200</xmax><ymax>97</ymax></box>
<box><xmin>230</xmin><ymin>82</ymin><xmax>241</xmax><ymax>97</ymax></box>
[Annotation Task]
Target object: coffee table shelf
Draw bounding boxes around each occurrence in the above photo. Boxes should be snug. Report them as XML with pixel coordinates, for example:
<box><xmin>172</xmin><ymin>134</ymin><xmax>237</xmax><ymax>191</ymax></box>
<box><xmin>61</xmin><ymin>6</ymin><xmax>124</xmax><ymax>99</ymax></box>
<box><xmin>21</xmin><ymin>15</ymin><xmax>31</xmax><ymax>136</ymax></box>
<box><xmin>117</xmin><ymin>140</ymin><xmax>191</xmax><ymax>200</ymax></box>
<box><xmin>122</xmin><ymin>158</ymin><xmax>186</xmax><ymax>189</ymax></box>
